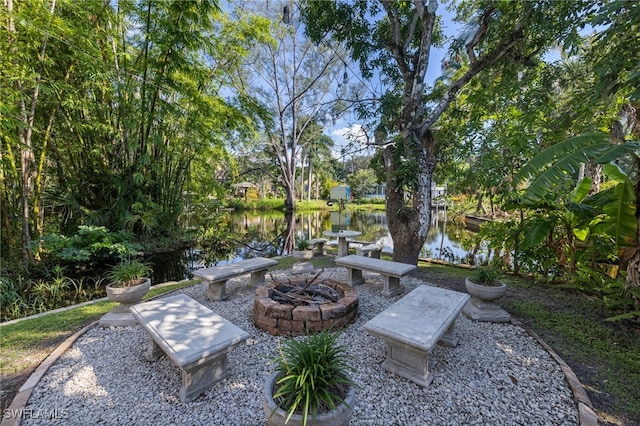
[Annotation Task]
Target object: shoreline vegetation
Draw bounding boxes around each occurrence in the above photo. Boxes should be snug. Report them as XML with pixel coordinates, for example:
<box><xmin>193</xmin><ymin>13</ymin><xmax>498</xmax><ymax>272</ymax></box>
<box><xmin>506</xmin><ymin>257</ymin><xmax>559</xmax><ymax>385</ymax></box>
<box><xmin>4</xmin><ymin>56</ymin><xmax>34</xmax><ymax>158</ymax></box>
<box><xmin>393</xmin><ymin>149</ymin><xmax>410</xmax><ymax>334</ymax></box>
<box><xmin>1</xmin><ymin>254</ymin><xmax>638</xmax><ymax>425</ymax></box>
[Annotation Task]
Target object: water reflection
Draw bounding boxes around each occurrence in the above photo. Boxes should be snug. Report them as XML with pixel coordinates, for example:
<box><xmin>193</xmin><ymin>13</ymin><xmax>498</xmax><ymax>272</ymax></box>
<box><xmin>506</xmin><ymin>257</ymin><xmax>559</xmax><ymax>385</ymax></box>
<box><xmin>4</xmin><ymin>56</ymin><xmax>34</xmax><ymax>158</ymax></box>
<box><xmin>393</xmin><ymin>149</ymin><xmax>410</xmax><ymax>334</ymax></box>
<box><xmin>146</xmin><ymin>210</ymin><xmax>477</xmax><ymax>284</ymax></box>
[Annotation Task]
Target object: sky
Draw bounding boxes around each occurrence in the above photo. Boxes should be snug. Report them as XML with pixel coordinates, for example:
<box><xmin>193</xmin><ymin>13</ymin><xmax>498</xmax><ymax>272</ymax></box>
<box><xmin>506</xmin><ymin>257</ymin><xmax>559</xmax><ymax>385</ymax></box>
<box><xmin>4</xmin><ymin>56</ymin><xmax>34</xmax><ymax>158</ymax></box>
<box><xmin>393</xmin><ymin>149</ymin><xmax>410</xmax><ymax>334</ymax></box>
<box><xmin>325</xmin><ymin>3</ymin><xmax>571</xmax><ymax>160</ymax></box>
<box><xmin>327</xmin><ymin>3</ymin><xmax>462</xmax><ymax>159</ymax></box>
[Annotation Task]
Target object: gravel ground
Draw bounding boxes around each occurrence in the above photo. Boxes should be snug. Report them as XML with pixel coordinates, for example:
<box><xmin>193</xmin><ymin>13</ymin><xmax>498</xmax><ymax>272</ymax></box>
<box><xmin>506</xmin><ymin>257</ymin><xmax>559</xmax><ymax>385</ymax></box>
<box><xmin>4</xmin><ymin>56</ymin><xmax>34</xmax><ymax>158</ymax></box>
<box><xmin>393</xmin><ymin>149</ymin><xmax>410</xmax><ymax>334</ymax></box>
<box><xmin>22</xmin><ymin>268</ymin><xmax>578</xmax><ymax>426</ymax></box>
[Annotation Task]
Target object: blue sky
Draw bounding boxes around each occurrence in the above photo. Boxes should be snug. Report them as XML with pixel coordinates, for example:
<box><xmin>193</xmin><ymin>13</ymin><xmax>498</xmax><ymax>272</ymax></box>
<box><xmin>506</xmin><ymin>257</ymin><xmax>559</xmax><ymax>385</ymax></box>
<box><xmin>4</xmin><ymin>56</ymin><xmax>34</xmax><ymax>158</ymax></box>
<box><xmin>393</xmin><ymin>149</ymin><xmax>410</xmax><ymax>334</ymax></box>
<box><xmin>326</xmin><ymin>3</ymin><xmax>570</xmax><ymax>159</ymax></box>
<box><xmin>327</xmin><ymin>4</ymin><xmax>461</xmax><ymax>157</ymax></box>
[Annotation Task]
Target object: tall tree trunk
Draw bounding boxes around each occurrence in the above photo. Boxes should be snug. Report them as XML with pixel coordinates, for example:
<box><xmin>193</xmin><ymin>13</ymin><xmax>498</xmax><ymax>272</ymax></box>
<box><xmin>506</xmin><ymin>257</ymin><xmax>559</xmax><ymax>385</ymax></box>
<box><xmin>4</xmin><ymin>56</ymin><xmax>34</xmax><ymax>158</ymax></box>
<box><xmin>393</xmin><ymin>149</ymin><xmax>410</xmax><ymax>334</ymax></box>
<box><xmin>384</xmin><ymin>130</ymin><xmax>436</xmax><ymax>264</ymax></box>
<box><xmin>307</xmin><ymin>157</ymin><xmax>312</xmax><ymax>202</ymax></box>
<box><xmin>11</xmin><ymin>0</ymin><xmax>56</xmax><ymax>262</ymax></box>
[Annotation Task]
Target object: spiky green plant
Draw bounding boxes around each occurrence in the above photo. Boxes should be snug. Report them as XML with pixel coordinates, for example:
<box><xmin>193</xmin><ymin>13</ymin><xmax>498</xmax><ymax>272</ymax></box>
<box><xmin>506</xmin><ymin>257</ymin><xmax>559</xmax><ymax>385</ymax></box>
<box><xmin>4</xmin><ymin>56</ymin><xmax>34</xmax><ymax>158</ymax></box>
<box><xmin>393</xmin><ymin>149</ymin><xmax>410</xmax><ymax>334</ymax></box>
<box><xmin>294</xmin><ymin>234</ymin><xmax>311</xmax><ymax>251</ymax></box>
<box><xmin>470</xmin><ymin>266</ymin><xmax>503</xmax><ymax>286</ymax></box>
<box><xmin>105</xmin><ymin>258</ymin><xmax>152</xmax><ymax>287</ymax></box>
<box><xmin>271</xmin><ymin>330</ymin><xmax>356</xmax><ymax>426</ymax></box>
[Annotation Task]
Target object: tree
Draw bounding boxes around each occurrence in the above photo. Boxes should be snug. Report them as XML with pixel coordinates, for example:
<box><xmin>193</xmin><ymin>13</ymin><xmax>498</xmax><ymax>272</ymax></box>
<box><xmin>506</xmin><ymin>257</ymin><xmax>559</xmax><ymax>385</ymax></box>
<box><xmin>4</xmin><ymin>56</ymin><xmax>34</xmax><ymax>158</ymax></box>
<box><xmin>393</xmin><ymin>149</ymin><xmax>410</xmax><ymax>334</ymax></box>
<box><xmin>302</xmin><ymin>0</ymin><xmax>593</xmax><ymax>264</ymax></box>
<box><xmin>1</xmin><ymin>0</ymin><xmax>271</xmax><ymax>263</ymax></box>
<box><xmin>346</xmin><ymin>168</ymin><xmax>377</xmax><ymax>200</ymax></box>
<box><xmin>242</xmin><ymin>1</ymin><xmax>347</xmax><ymax>213</ymax></box>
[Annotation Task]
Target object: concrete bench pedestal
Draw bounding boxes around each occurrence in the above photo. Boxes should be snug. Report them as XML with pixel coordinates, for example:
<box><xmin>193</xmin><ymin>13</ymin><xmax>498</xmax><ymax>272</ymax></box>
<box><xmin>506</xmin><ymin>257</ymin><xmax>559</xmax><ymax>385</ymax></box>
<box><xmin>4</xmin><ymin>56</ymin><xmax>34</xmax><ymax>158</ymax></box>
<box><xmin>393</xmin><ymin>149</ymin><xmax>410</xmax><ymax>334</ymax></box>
<box><xmin>130</xmin><ymin>294</ymin><xmax>249</xmax><ymax>402</ymax></box>
<box><xmin>308</xmin><ymin>238</ymin><xmax>328</xmax><ymax>256</ymax></box>
<box><xmin>364</xmin><ymin>285</ymin><xmax>470</xmax><ymax>387</ymax></box>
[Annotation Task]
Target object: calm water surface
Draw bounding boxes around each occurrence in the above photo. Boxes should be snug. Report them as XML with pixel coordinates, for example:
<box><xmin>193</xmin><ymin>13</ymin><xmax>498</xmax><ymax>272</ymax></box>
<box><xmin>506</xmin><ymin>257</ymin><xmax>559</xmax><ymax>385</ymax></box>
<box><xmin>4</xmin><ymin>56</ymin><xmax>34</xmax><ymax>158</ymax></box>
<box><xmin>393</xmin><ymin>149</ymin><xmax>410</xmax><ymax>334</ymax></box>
<box><xmin>147</xmin><ymin>209</ymin><xmax>478</xmax><ymax>284</ymax></box>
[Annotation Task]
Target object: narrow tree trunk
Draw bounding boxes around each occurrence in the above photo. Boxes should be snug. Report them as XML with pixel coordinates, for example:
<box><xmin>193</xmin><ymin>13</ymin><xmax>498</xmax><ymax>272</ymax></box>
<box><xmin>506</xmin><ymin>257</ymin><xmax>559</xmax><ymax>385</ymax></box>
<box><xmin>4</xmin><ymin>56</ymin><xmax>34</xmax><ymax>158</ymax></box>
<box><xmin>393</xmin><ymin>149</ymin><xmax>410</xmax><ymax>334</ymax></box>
<box><xmin>307</xmin><ymin>160</ymin><xmax>312</xmax><ymax>202</ymax></box>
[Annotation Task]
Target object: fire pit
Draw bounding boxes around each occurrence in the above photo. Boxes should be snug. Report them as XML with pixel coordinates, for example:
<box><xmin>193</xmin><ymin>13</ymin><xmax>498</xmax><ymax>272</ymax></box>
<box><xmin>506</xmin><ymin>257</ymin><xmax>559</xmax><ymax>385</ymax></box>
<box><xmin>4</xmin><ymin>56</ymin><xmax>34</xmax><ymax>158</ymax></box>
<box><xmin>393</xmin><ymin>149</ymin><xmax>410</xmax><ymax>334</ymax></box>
<box><xmin>253</xmin><ymin>272</ymin><xmax>358</xmax><ymax>336</ymax></box>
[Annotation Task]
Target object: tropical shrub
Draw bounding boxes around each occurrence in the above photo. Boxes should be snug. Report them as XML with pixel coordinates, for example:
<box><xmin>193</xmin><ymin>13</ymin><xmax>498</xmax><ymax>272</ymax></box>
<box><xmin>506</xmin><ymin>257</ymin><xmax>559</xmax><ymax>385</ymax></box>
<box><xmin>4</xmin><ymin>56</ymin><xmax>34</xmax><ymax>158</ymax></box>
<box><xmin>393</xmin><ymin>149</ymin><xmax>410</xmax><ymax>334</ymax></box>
<box><xmin>38</xmin><ymin>226</ymin><xmax>141</xmax><ymax>270</ymax></box>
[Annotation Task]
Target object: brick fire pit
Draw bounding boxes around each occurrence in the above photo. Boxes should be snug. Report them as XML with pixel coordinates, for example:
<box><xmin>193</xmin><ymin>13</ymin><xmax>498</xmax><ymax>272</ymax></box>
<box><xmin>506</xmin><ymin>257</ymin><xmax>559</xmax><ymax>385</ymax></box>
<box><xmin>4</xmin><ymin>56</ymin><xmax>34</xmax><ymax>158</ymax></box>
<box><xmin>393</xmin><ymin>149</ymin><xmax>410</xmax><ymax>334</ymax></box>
<box><xmin>253</xmin><ymin>278</ymin><xmax>358</xmax><ymax>336</ymax></box>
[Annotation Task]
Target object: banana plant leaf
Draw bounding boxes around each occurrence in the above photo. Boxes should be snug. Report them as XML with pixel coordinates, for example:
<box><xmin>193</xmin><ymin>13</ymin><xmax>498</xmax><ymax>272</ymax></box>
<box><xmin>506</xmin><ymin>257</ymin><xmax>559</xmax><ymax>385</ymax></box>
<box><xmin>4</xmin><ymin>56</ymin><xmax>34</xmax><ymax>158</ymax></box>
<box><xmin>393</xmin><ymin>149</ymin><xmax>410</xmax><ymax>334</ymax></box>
<box><xmin>585</xmin><ymin>164</ymin><xmax>637</xmax><ymax>250</ymax></box>
<box><xmin>515</xmin><ymin>133</ymin><xmax>610</xmax><ymax>205</ymax></box>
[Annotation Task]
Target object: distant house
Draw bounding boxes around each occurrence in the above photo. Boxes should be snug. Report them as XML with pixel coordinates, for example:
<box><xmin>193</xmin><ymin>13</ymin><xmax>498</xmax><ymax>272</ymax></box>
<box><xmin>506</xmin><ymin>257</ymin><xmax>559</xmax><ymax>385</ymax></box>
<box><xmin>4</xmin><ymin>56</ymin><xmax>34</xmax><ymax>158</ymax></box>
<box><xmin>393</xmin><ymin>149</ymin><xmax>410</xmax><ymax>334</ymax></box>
<box><xmin>363</xmin><ymin>182</ymin><xmax>447</xmax><ymax>202</ymax></box>
<box><xmin>364</xmin><ymin>184</ymin><xmax>386</xmax><ymax>199</ymax></box>
<box><xmin>330</xmin><ymin>185</ymin><xmax>351</xmax><ymax>202</ymax></box>
<box><xmin>431</xmin><ymin>182</ymin><xmax>446</xmax><ymax>199</ymax></box>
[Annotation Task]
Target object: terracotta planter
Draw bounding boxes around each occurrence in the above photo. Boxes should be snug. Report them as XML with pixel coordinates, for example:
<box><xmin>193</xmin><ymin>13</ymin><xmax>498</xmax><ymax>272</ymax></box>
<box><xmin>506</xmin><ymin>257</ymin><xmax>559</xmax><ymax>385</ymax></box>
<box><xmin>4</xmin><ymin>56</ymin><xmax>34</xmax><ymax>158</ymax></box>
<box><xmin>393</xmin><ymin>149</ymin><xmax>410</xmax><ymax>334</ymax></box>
<box><xmin>263</xmin><ymin>372</ymin><xmax>355</xmax><ymax>426</ymax></box>
<box><xmin>464</xmin><ymin>278</ymin><xmax>507</xmax><ymax>302</ymax></box>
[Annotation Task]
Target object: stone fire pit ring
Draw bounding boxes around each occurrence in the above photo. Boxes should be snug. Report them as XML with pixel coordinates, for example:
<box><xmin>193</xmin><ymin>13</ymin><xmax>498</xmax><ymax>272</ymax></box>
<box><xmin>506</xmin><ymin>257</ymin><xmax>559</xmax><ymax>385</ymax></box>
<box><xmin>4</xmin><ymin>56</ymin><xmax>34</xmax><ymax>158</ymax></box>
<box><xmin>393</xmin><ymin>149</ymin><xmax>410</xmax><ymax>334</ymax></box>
<box><xmin>253</xmin><ymin>278</ymin><xmax>358</xmax><ymax>336</ymax></box>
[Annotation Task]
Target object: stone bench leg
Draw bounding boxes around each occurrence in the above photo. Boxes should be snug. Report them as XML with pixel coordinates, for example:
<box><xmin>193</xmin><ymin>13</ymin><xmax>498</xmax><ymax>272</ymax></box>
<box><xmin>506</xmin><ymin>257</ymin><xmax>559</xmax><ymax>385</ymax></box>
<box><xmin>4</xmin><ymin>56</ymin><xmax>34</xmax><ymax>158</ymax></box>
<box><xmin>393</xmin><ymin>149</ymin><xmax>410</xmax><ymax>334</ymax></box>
<box><xmin>144</xmin><ymin>336</ymin><xmax>165</xmax><ymax>362</ymax></box>
<box><xmin>313</xmin><ymin>242</ymin><xmax>326</xmax><ymax>256</ymax></box>
<box><xmin>381</xmin><ymin>276</ymin><xmax>402</xmax><ymax>297</ymax></box>
<box><xmin>438</xmin><ymin>321</ymin><xmax>460</xmax><ymax>347</ymax></box>
<box><xmin>382</xmin><ymin>339</ymin><xmax>433</xmax><ymax>388</ymax></box>
<box><xmin>345</xmin><ymin>267</ymin><xmax>364</xmax><ymax>286</ymax></box>
<box><xmin>206</xmin><ymin>280</ymin><xmax>228</xmax><ymax>301</ymax></box>
<box><xmin>250</xmin><ymin>269</ymin><xmax>268</xmax><ymax>286</ymax></box>
<box><xmin>370</xmin><ymin>249</ymin><xmax>381</xmax><ymax>259</ymax></box>
<box><xmin>180</xmin><ymin>354</ymin><xmax>229</xmax><ymax>403</ymax></box>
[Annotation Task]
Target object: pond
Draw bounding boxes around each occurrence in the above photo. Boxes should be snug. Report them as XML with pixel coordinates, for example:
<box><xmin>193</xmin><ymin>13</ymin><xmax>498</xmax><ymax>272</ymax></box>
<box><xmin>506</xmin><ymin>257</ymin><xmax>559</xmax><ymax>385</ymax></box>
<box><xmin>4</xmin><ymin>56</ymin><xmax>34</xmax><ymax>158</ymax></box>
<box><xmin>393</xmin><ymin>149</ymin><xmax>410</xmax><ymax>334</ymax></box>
<box><xmin>145</xmin><ymin>209</ymin><xmax>479</xmax><ymax>284</ymax></box>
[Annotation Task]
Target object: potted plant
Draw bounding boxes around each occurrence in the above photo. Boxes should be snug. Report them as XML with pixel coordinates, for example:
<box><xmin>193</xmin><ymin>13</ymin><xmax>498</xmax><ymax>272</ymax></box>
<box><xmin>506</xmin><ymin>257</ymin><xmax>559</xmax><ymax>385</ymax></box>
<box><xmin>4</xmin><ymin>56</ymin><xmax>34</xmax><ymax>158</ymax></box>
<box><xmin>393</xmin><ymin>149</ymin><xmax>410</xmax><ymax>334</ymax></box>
<box><xmin>292</xmin><ymin>235</ymin><xmax>313</xmax><ymax>262</ymax></box>
<box><xmin>463</xmin><ymin>265</ymin><xmax>510</xmax><ymax>322</ymax></box>
<box><xmin>263</xmin><ymin>330</ymin><xmax>357</xmax><ymax>426</ymax></box>
<box><xmin>100</xmin><ymin>258</ymin><xmax>152</xmax><ymax>327</ymax></box>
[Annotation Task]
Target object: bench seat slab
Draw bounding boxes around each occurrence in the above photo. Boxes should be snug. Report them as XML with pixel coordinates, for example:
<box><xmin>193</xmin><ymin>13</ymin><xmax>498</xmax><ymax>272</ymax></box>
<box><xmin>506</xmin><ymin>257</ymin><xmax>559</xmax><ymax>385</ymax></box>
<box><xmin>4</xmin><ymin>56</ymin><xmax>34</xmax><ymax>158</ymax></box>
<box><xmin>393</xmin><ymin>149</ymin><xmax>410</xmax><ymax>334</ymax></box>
<box><xmin>364</xmin><ymin>285</ymin><xmax>469</xmax><ymax>387</ymax></box>
<box><xmin>130</xmin><ymin>294</ymin><xmax>249</xmax><ymax>402</ymax></box>
<box><xmin>193</xmin><ymin>257</ymin><xmax>278</xmax><ymax>301</ymax></box>
<box><xmin>335</xmin><ymin>255</ymin><xmax>417</xmax><ymax>296</ymax></box>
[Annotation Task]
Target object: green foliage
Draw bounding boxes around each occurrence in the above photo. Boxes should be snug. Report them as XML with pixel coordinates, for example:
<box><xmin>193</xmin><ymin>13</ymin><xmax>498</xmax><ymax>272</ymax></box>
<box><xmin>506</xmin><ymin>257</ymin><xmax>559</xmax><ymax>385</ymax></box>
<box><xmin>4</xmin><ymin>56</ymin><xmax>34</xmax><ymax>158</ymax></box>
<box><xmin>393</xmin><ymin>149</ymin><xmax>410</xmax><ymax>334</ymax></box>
<box><xmin>39</xmin><ymin>226</ymin><xmax>141</xmax><ymax>268</ymax></box>
<box><xmin>294</xmin><ymin>235</ymin><xmax>310</xmax><ymax>251</ymax></box>
<box><xmin>515</xmin><ymin>133</ymin><xmax>639</xmax><ymax>205</ymax></box>
<box><xmin>105</xmin><ymin>259</ymin><xmax>152</xmax><ymax>287</ymax></box>
<box><xmin>271</xmin><ymin>330</ymin><xmax>356</xmax><ymax>426</ymax></box>
<box><xmin>469</xmin><ymin>266</ymin><xmax>502</xmax><ymax>285</ymax></box>
<box><xmin>0</xmin><ymin>277</ymin><xmax>26</xmax><ymax>322</ymax></box>
<box><xmin>0</xmin><ymin>269</ymin><xmax>107</xmax><ymax>322</ymax></box>
<box><xmin>586</xmin><ymin>164</ymin><xmax>637</xmax><ymax>250</ymax></box>
<box><xmin>346</xmin><ymin>168</ymin><xmax>378</xmax><ymax>200</ymax></box>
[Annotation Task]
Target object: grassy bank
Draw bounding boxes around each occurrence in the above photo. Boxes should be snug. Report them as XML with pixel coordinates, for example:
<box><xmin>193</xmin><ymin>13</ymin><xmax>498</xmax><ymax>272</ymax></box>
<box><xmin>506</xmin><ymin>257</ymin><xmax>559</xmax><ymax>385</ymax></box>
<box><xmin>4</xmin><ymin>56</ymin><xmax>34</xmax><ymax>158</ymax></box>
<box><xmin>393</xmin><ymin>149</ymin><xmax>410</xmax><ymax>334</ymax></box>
<box><xmin>226</xmin><ymin>198</ymin><xmax>386</xmax><ymax>212</ymax></box>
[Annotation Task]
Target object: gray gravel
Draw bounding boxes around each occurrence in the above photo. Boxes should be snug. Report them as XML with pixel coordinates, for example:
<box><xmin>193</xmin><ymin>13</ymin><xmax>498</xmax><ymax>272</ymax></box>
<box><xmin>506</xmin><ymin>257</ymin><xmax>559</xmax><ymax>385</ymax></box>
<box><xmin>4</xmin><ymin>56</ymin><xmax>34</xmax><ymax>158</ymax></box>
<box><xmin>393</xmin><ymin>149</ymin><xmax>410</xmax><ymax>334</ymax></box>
<box><xmin>23</xmin><ymin>268</ymin><xmax>578</xmax><ymax>425</ymax></box>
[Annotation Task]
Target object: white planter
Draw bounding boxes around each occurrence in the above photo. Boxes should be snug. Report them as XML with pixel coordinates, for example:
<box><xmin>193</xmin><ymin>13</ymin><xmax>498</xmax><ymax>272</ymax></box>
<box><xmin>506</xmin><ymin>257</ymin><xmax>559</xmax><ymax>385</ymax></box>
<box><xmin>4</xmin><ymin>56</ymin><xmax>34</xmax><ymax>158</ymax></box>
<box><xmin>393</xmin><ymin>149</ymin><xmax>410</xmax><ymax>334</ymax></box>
<box><xmin>292</xmin><ymin>249</ymin><xmax>313</xmax><ymax>262</ymax></box>
<box><xmin>105</xmin><ymin>278</ymin><xmax>151</xmax><ymax>306</ymax></box>
<box><xmin>100</xmin><ymin>278</ymin><xmax>151</xmax><ymax>327</ymax></box>
<box><xmin>463</xmin><ymin>278</ymin><xmax>510</xmax><ymax>323</ymax></box>
<box><xmin>464</xmin><ymin>278</ymin><xmax>507</xmax><ymax>302</ymax></box>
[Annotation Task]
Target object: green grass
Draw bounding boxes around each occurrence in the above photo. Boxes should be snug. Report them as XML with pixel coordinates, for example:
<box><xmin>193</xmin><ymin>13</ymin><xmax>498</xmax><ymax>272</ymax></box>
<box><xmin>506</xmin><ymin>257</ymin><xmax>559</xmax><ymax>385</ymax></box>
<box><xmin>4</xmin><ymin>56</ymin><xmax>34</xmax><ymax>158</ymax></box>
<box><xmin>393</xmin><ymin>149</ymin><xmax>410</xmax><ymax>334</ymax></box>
<box><xmin>0</xmin><ymin>279</ymin><xmax>198</xmax><ymax>377</ymax></box>
<box><xmin>226</xmin><ymin>198</ymin><xmax>387</xmax><ymax>212</ymax></box>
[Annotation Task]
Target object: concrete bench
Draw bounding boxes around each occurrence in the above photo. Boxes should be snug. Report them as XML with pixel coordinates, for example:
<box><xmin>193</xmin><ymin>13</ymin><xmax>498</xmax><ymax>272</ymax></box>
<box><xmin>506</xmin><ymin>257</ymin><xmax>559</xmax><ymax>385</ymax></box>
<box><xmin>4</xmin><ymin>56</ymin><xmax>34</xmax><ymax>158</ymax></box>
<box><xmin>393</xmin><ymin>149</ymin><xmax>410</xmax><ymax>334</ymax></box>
<box><xmin>129</xmin><ymin>294</ymin><xmax>249</xmax><ymax>402</ymax></box>
<box><xmin>308</xmin><ymin>238</ymin><xmax>328</xmax><ymax>256</ymax></box>
<box><xmin>193</xmin><ymin>257</ymin><xmax>278</xmax><ymax>301</ymax></box>
<box><xmin>354</xmin><ymin>239</ymin><xmax>385</xmax><ymax>259</ymax></box>
<box><xmin>364</xmin><ymin>285</ymin><xmax>470</xmax><ymax>387</ymax></box>
<box><xmin>334</xmin><ymin>254</ymin><xmax>417</xmax><ymax>297</ymax></box>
